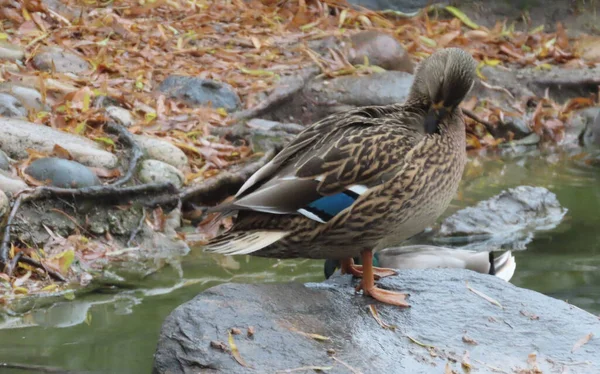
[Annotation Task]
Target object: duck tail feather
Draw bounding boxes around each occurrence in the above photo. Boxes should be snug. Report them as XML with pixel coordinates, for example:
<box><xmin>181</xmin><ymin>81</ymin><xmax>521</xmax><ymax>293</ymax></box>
<box><xmin>492</xmin><ymin>251</ymin><xmax>517</xmax><ymax>282</ymax></box>
<box><xmin>203</xmin><ymin>230</ymin><xmax>289</xmax><ymax>256</ymax></box>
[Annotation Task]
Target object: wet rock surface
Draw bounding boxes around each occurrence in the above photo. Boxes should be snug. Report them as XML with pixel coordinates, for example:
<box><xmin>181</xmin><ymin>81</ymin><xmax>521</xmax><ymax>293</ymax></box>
<box><xmin>580</xmin><ymin>110</ymin><xmax>600</xmax><ymax>147</ymax></box>
<box><xmin>153</xmin><ymin>269</ymin><xmax>600</xmax><ymax>374</ymax></box>
<box><xmin>158</xmin><ymin>75</ymin><xmax>241</xmax><ymax>111</ymax></box>
<box><xmin>0</xmin><ymin>118</ymin><xmax>118</xmax><ymax>169</ymax></box>
<box><xmin>32</xmin><ymin>46</ymin><xmax>90</xmax><ymax>74</ymax></box>
<box><xmin>138</xmin><ymin>159</ymin><xmax>185</xmax><ymax>188</ymax></box>
<box><xmin>431</xmin><ymin>186</ymin><xmax>567</xmax><ymax>251</ymax></box>
<box><xmin>24</xmin><ymin>158</ymin><xmax>101</xmax><ymax>188</ymax></box>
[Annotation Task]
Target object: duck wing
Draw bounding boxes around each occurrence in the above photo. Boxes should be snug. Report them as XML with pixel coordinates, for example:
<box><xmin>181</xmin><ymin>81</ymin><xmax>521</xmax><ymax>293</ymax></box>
<box><xmin>212</xmin><ymin>105</ymin><xmax>425</xmax><ymax>223</ymax></box>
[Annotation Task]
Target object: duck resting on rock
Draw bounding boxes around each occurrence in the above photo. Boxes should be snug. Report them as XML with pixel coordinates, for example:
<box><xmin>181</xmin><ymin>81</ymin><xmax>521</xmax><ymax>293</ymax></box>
<box><xmin>204</xmin><ymin>47</ymin><xmax>477</xmax><ymax>307</ymax></box>
<box><xmin>324</xmin><ymin>246</ymin><xmax>517</xmax><ymax>282</ymax></box>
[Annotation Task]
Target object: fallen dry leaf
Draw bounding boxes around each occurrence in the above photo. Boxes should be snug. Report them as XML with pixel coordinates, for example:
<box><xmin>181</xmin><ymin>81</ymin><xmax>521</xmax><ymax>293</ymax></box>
<box><xmin>466</xmin><ymin>281</ymin><xmax>503</xmax><ymax>308</ymax></box>
<box><xmin>571</xmin><ymin>333</ymin><xmax>593</xmax><ymax>353</ymax></box>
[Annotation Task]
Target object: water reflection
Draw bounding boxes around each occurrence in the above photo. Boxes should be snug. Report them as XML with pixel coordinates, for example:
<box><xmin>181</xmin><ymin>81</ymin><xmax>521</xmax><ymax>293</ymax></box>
<box><xmin>0</xmin><ymin>151</ymin><xmax>599</xmax><ymax>373</ymax></box>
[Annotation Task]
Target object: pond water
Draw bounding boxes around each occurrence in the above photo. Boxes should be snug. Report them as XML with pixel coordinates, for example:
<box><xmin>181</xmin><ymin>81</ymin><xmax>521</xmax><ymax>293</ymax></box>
<box><xmin>0</xmin><ymin>148</ymin><xmax>599</xmax><ymax>374</ymax></box>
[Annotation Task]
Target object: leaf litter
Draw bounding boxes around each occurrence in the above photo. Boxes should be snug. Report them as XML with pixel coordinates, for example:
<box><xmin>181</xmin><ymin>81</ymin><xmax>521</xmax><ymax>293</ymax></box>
<box><xmin>0</xmin><ymin>0</ymin><xmax>598</xmax><ymax>299</ymax></box>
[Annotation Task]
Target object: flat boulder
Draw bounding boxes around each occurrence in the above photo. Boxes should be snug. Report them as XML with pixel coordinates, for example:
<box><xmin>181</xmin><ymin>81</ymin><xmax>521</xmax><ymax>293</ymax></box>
<box><xmin>153</xmin><ymin>270</ymin><xmax>600</xmax><ymax>374</ymax></box>
<box><xmin>0</xmin><ymin>118</ymin><xmax>118</xmax><ymax>169</ymax></box>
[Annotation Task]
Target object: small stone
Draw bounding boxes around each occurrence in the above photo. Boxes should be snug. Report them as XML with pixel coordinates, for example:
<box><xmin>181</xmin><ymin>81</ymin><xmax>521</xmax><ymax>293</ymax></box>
<box><xmin>0</xmin><ymin>93</ymin><xmax>27</xmax><ymax>118</ymax></box>
<box><xmin>133</xmin><ymin>135</ymin><xmax>188</xmax><ymax>170</ymax></box>
<box><xmin>0</xmin><ymin>42</ymin><xmax>24</xmax><ymax>61</ymax></box>
<box><xmin>32</xmin><ymin>46</ymin><xmax>90</xmax><ymax>74</ymax></box>
<box><xmin>138</xmin><ymin>160</ymin><xmax>185</xmax><ymax>188</ymax></box>
<box><xmin>0</xmin><ymin>83</ymin><xmax>48</xmax><ymax>112</ymax></box>
<box><xmin>580</xmin><ymin>111</ymin><xmax>600</xmax><ymax>147</ymax></box>
<box><xmin>0</xmin><ymin>190</ymin><xmax>8</xmax><ymax>218</ymax></box>
<box><xmin>158</xmin><ymin>75</ymin><xmax>241</xmax><ymax>111</ymax></box>
<box><xmin>24</xmin><ymin>157</ymin><xmax>101</xmax><ymax>188</ymax></box>
<box><xmin>106</xmin><ymin>106</ymin><xmax>134</xmax><ymax>127</ymax></box>
<box><xmin>0</xmin><ymin>118</ymin><xmax>118</xmax><ymax>169</ymax></box>
<box><xmin>0</xmin><ymin>150</ymin><xmax>10</xmax><ymax>171</ymax></box>
<box><xmin>346</xmin><ymin>30</ymin><xmax>414</xmax><ymax>73</ymax></box>
<box><xmin>0</xmin><ymin>171</ymin><xmax>28</xmax><ymax>196</ymax></box>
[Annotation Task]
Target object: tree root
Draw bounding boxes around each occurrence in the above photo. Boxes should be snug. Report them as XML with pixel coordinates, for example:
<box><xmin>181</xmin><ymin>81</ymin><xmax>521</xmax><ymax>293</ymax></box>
<box><xmin>104</xmin><ymin>120</ymin><xmax>143</xmax><ymax>187</ymax></box>
<box><xmin>462</xmin><ymin>108</ymin><xmax>498</xmax><ymax>136</ymax></box>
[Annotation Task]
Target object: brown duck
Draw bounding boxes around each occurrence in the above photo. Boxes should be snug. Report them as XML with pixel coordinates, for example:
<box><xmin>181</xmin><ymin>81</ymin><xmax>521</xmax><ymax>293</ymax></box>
<box><xmin>204</xmin><ymin>47</ymin><xmax>477</xmax><ymax>307</ymax></box>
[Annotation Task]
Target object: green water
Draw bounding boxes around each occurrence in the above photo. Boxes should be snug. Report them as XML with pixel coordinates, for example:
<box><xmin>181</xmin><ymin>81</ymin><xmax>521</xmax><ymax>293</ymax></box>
<box><xmin>0</xmin><ymin>149</ymin><xmax>599</xmax><ymax>374</ymax></box>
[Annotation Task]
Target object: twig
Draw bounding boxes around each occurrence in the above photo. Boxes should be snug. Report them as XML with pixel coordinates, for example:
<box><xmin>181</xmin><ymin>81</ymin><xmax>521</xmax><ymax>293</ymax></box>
<box><xmin>230</xmin><ymin>66</ymin><xmax>319</xmax><ymax>123</ymax></box>
<box><xmin>331</xmin><ymin>357</ymin><xmax>363</xmax><ymax>374</ymax></box>
<box><xmin>480</xmin><ymin>80</ymin><xmax>514</xmax><ymax>99</ymax></box>
<box><xmin>462</xmin><ymin>108</ymin><xmax>497</xmax><ymax>136</ymax></box>
<box><xmin>104</xmin><ymin>121</ymin><xmax>143</xmax><ymax>187</ymax></box>
<box><xmin>18</xmin><ymin>256</ymin><xmax>66</xmax><ymax>282</ymax></box>
<box><xmin>180</xmin><ymin>147</ymin><xmax>278</xmax><ymax>203</ymax></box>
<box><xmin>0</xmin><ymin>362</ymin><xmax>90</xmax><ymax>373</ymax></box>
<box><xmin>6</xmin><ymin>251</ymin><xmax>22</xmax><ymax>277</ymax></box>
<box><xmin>126</xmin><ymin>209</ymin><xmax>147</xmax><ymax>247</ymax></box>
<box><xmin>0</xmin><ymin>195</ymin><xmax>23</xmax><ymax>269</ymax></box>
<box><xmin>23</xmin><ymin>182</ymin><xmax>176</xmax><ymax>202</ymax></box>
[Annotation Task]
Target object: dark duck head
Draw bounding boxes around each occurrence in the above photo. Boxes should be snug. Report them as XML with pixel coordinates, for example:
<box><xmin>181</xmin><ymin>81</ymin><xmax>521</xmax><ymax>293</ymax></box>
<box><xmin>407</xmin><ymin>48</ymin><xmax>477</xmax><ymax>134</ymax></box>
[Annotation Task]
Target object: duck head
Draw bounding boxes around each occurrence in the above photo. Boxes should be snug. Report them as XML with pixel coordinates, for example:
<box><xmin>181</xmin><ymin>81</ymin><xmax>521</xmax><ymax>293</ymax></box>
<box><xmin>408</xmin><ymin>48</ymin><xmax>477</xmax><ymax>134</ymax></box>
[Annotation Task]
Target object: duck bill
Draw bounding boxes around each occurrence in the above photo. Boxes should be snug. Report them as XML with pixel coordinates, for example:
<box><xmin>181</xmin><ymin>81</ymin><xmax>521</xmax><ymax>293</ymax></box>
<box><xmin>424</xmin><ymin>104</ymin><xmax>449</xmax><ymax>134</ymax></box>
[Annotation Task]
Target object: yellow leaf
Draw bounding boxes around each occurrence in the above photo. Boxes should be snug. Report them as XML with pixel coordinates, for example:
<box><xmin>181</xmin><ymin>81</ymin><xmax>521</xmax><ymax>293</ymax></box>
<box><xmin>216</xmin><ymin>107</ymin><xmax>228</xmax><ymax>117</ymax></box>
<box><xmin>75</xmin><ymin>121</ymin><xmax>87</xmax><ymax>134</ymax></box>
<box><xmin>529</xmin><ymin>24</ymin><xmax>544</xmax><ymax>34</ymax></box>
<box><xmin>145</xmin><ymin>111</ymin><xmax>157</xmax><ymax>123</ymax></box>
<box><xmin>82</xmin><ymin>92</ymin><xmax>91</xmax><ymax>112</ymax></box>
<box><xmin>41</xmin><ymin>284</ymin><xmax>59</xmax><ymax>292</ymax></box>
<box><xmin>484</xmin><ymin>58</ymin><xmax>501</xmax><ymax>66</ymax></box>
<box><xmin>419</xmin><ymin>35</ymin><xmax>437</xmax><ymax>48</ymax></box>
<box><xmin>63</xmin><ymin>291</ymin><xmax>75</xmax><ymax>300</ymax></box>
<box><xmin>357</xmin><ymin>15</ymin><xmax>372</xmax><ymax>27</ymax></box>
<box><xmin>239</xmin><ymin>67</ymin><xmax>275</xmax><ymax>77</ymax></box>
<box><xmin>0</xmin><ymin>33</ymin><xmax>8</xmax><ymax>40</ymax></box>
<box><xmin>476</xmin><ymin>61</ymin><xmax>487</xmax><ymax>80</ymax></box>
<box><xmin>339</xmin><ymin>9</ymin><xmax>348</xmax><ymax>27</ymax></box>
<box><xmin>22</xmin><ymin>8</ymin><xmax>31</xmax><ymax>21</ymax></box>
<box><xmin>535</xmin><ymin>63</ymin><xmax>553</xmax><ymax>70</ymax></box>
<box><xmin>94</xmin><ymin>137</ymin><xmax>116</xmax><ymax>146</ymax></box>
<box><xmin>13</xmin><ymin>287</ymin><xmax>28</xmax><ymax>295</ymax></box>
<box><xmin>51</xmin><ymin>249</ymin><xmax>75</xmax><ymax>274</ymax></box>
<box><xmin>444</xmin><ymin>6</ymin><xmax>479</xmax><ymax>29</ymax></box>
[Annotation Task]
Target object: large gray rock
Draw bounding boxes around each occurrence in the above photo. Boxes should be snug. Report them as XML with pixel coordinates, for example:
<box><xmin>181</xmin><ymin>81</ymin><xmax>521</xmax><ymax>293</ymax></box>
<box><xmin>431</xmin><ymin>186</ymin><xmax>567</xmax><ymax>251</ymax></box>
<box><xmin>24</xmin><ymin>157</ymin><xmax>100</xmax><ymax>188</ymax></box>
<box><xmin>153</xmin><ymin>270</ymin><xmax>600</xmax><ymax>374</ymax></box>
<box><xmin>264</xmin><ymin>71</ymin><xmax>413</xmax><ymax>125</ymax></box>
<box><xmin>0</xmin><ymin>118</ymin><xmax>118</xmax><ymax>169</ymax></box>
<box><xmin>158</xmin><ymin>75</ymin><xmax>241</xmax><ymax>111</ymax></box>
<box><xmin>32</xmin><ymin>46</ymin><xmax>90</xmax><ymax>74</ymax></box>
